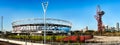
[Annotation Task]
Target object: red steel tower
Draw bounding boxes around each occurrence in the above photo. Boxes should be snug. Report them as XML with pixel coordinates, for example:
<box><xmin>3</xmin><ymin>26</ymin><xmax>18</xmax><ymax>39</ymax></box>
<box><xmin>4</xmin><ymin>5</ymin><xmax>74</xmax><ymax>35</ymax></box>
<box><xmin>94</xmin><ymin>5</ymin><xmax>105</xmax><ymax>32</ymax></box>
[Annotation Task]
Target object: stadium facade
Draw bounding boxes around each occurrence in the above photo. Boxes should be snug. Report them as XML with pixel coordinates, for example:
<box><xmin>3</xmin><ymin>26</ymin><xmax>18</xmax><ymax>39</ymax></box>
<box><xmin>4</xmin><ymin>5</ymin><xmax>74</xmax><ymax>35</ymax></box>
<box><xmin>12</xmin><ymin>18</ymin><xmax>72</xmax><ymax>34</ymax></box>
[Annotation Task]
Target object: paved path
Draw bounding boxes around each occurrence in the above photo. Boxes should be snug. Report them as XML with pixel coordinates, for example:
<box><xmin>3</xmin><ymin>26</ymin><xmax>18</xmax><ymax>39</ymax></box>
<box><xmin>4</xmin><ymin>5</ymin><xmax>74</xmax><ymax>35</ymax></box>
<box><xmin>86</xmin><ymin>36</ymin><xmax>120</xmax><ymax>42</ymax></box>
<box><xmin>0</xmin><ymin>38</ymin><xmax>50</xmax><ymax>45</ymax></box>
<box><xmin>85</xmin><ymin>36</ymin><xmax>120</xmax><ymax>45</ymax></box>
<box><xmin>1</xmin><ymin>36</ymin><xmax>120</xmax><ymax>45</ymax></box>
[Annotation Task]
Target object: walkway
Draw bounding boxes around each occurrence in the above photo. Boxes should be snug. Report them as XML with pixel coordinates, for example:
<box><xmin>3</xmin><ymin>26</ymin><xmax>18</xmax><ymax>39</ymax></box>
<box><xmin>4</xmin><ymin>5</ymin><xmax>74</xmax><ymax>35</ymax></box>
<box><xmin>0</xmin><ymin>38</ymin><xmax>50</xmax><ymax>45</ymax></box>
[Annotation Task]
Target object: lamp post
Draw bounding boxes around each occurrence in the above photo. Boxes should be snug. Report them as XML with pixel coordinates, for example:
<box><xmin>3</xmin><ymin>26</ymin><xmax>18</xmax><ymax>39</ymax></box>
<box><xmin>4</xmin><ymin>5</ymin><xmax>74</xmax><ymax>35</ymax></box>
<box><xmin>1</xmin><ymin>16</ymin><xmax>3</xmax><ymax>38</ymax></box>
<box><xmin>42</xmin><ymin>1</ymin><xmax>48</xmax><ymax>44</ymax></box>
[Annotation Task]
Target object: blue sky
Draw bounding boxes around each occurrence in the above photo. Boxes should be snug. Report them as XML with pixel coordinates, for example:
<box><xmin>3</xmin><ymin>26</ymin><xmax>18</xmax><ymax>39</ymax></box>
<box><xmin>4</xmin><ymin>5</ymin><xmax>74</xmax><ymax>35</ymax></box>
<box><xmin>0</xmin><ymin>0</ymin><xmax>120</xmax><ymax>31</ymax></box>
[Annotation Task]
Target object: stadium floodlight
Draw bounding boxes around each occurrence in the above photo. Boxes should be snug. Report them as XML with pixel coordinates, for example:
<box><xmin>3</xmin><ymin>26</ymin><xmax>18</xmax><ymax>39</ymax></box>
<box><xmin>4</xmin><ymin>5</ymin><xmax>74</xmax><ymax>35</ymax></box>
<box><xmin>42</xmin><ymin>1</ymin><xmax>48</xmax><ymax>44</ymax></box>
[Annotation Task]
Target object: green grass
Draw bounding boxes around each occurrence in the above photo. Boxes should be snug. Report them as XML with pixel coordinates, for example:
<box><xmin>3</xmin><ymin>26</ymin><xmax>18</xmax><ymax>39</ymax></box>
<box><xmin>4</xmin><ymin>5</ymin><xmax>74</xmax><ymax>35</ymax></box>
<box><xmin>7</xmin><ymin>35</ymin><xmax>66</xmax><ymax>41</ymax></box>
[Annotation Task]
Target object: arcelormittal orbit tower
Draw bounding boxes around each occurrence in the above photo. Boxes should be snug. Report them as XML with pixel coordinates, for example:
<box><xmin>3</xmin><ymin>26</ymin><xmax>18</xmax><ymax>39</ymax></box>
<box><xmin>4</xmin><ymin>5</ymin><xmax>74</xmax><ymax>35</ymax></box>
<box><xmin>94</xmin><ymin>5</ymin><xmax>105</xmax><ymax>32</ymax></box>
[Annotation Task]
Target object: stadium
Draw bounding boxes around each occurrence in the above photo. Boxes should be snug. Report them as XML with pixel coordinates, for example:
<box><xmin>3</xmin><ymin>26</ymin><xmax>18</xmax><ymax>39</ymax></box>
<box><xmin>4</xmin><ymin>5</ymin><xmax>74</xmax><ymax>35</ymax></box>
<box><xmin>12</xmin><ymin>18</ymin><xmax>72</xmax><ymax>34</ymax></box>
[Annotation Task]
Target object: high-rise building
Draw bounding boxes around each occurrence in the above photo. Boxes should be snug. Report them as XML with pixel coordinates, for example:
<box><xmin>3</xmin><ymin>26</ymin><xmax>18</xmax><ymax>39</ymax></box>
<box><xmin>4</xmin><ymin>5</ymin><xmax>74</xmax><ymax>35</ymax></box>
<box><xmin>116</xmin><ymin>22</ymin><xmax>119</xmax><ymax>31</ymax></box>
<box><xmin>111</xmin><ymin>27</ymin><xmax>115</xmax><ymax>30</ymax></box>
<box><xmin>85</xmin><ymin>26</ymin><xmax>88</xmax><ymax>31</ymax></box>
<box><xmin>82</xmin><ymin>26</ymin><xmax>88</xmax><ymax>32</ymax></box>
<box><xmin>105</xmin><ymin>25</ymin><xmax>108</xmax><ymax>31</ymax></box>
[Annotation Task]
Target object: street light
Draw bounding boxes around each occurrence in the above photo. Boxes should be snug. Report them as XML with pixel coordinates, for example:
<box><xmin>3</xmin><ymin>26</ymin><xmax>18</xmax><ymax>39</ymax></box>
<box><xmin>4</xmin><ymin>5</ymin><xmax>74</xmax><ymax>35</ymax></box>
<box><xmin>1</xmin><ymin>16</ymin><xmax>3</xmax><ymax>38</ymax></box>
<box><xmin>42</xmin><ymin>1</ymin><xmax>48</xmax><ymax>44</ymax></box>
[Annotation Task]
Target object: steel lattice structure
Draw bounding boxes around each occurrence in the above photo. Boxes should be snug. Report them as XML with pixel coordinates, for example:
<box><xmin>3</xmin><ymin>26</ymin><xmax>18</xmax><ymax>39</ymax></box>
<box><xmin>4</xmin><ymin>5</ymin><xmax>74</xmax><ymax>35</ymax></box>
<box><xmin>12</xmin><ymin>18</ymin><xmax>72</xmax><ymax>33</ymax></box>
<box><xmin>94</xmin><ymin>5</ymin><xmax>105</xmax><ymax>32</ymax></box>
